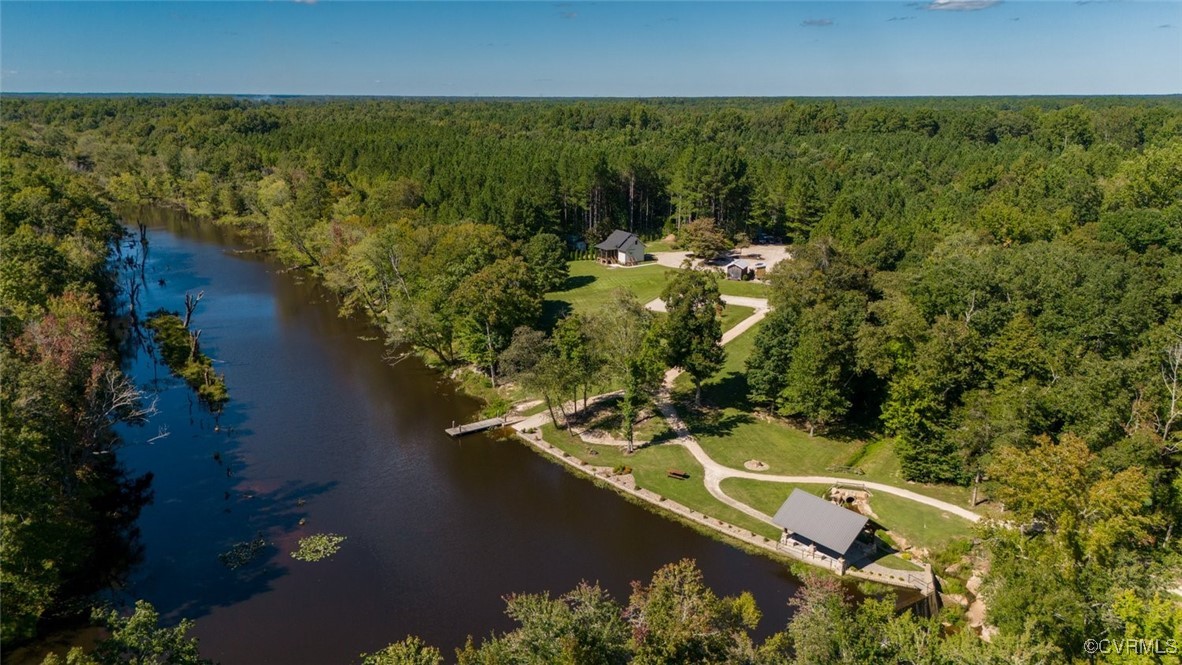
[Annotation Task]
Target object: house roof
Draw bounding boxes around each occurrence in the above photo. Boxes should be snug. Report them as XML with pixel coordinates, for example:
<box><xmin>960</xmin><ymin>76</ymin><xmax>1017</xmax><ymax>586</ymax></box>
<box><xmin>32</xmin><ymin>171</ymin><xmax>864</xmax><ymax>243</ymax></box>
<box><xmin>727</xmin><ymin>259</ymin><xmax>750</xmax><ymax>270</ymax></box>
<box><xmin>595</xmin><ymin>230</ymin><xmax>643</xmax><ymax>252</ymax></box>
<box><xmin>772</xmin><ymin>489</ymin><xmax>868</xmax><ymax>556</ymax></box>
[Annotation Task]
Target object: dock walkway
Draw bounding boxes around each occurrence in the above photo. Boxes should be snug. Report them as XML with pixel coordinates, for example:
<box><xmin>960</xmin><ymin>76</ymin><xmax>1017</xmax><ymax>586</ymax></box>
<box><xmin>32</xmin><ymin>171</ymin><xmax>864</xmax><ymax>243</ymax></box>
<box><xmin>445</xmin><ymin>417</ymin><xmax>509</xmax><ymax>437</ymax></box>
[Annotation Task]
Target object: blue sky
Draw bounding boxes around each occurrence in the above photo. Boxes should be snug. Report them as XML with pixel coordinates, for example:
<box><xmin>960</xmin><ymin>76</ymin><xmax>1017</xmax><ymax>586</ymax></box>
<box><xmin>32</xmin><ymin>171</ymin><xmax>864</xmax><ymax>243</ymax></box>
<box><xmin>1</xmin><ymin>1</ymin><xmax>1178</xmax><ymax>96</ymax></box>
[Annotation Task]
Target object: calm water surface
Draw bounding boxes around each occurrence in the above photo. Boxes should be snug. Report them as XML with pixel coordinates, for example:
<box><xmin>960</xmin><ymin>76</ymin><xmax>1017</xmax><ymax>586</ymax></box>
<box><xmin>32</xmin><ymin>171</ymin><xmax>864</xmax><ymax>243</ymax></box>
<box><xmin>112</xmin><ymin>208</ymin><xmax>801</xmax><ymax>663</ymax></box>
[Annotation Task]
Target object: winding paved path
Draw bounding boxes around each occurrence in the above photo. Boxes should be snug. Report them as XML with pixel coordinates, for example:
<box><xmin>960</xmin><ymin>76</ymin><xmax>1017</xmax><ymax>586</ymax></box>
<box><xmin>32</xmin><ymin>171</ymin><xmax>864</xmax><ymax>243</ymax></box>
<box><xmin>654</xmin><ymin>372</ymin><xmax>981</xmax><ymax>524</ymax></box>
<box><xmin>645</xmin><ymin>294</ymin><xmax>771</xmax><ymax>344</ymax></box>
<box><xmin>513</xmin><ymin>302</ymin><xmax>982</xmax><ymax>532</ymax></box>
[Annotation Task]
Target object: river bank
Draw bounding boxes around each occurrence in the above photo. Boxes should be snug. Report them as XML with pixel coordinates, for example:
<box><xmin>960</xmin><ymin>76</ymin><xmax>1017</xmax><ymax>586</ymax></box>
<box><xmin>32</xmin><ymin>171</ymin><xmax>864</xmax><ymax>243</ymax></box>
<box><xmin>500</xmin><ymin>390</ymin><xmax>938</xmax><ymax>599</ymax></box>
<box><xmin>131</xmin><ymin>203</ymin><xmax>938</xmax><ymax>599</ymax></box>
<box><xmin>79</xmin><ymin>207</ymin><xmax>807</xmax><ymax>663</ymax></box>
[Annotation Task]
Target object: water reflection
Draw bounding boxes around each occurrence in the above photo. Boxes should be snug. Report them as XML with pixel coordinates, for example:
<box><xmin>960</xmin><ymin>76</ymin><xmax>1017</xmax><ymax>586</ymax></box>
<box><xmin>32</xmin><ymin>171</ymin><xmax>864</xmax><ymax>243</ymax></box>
<box><xmin>110</xmin><ymin>207</ymin><xmax>802</xmax><ymax>664</ymax></box>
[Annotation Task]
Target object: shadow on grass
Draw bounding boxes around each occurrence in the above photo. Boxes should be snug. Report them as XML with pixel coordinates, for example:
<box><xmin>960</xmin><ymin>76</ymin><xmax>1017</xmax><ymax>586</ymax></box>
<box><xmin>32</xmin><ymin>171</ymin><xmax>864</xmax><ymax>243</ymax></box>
<box><xmin>649</xmin><ymin>426</ymin><xmax>678</xmax><ymax>445</ymax></box>
<box><xmin>554</xmin><ymin>274</ymin><xmax>595</xmax><ymax>292</ymax></box>
<box><xmin>701</xmin><ymin>371</ymin><xmax>751</xmax><ymax>411</ymax></box>
<box><xmin>680</xmin><ymin>405</ymin><xmax>754</xmax><ymax>439</ymax></box>
<box><xmin>850</xmin><ymin>534</ymin><xmax>924</xmax><ymax>574</ymax></box>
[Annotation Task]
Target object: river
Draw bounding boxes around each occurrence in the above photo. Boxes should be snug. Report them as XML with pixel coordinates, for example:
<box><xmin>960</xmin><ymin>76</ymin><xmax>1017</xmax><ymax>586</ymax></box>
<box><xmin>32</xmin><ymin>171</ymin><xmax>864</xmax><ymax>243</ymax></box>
<box><xmin>105</xmin><ymin>207</ymin><xmax>801</xmax><ymax>663</ymax></box>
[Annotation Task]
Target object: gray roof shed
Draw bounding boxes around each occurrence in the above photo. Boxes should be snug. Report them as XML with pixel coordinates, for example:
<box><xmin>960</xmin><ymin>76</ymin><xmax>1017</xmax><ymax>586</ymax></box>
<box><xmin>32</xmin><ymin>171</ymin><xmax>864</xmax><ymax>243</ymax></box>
<box><xmin>595</xmin><ymin>230</ymin><xmax>643</xmax><ymax>252</ymax></box>
<box><xmin>772</xmin><ymin>489</ymin><xmax>868</xmax><ymax>557</ymax></box>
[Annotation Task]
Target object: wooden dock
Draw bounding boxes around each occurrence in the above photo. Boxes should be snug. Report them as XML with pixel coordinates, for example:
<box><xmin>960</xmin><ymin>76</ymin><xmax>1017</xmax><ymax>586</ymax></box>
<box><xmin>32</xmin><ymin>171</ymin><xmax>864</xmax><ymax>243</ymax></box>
<box><xmin>445</xmin><ymin>417</ymin><xmax>509</xmax><ymax>438</ymax></box>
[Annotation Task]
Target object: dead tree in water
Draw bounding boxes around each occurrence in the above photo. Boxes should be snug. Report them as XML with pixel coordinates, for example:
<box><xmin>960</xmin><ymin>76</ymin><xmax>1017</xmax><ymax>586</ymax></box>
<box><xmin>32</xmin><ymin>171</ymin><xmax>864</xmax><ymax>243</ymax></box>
<box><xmin>126</xmin><ymin>275</ymin><xmax>141</xmax><ymax>319</ymax></box>
<box><xmin>182</xmin><ymin>290</ymin><xmax>205</xmax><ymax>329</ymax></box>
<box><xmin>188</xmin><ymin>329</ymin><xmax>202</xmax><ymax>363</ymax></box>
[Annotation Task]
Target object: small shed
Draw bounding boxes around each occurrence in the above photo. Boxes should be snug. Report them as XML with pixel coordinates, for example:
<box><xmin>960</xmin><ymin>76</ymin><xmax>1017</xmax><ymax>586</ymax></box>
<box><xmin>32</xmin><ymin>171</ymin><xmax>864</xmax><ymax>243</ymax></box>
<box><xmin>725</xmin><ymin>259</ymin><xmax>753</xmax><ymax>280</ymax></box>
<box><xmin>595</xmin><ymin>230</ymin><xmax>645</xmax><ymax>266</ymax></box>
<box><xmin>773</xmin><ymin>489</ymin><xmax>870</xmax><ymax>571</ymax></box>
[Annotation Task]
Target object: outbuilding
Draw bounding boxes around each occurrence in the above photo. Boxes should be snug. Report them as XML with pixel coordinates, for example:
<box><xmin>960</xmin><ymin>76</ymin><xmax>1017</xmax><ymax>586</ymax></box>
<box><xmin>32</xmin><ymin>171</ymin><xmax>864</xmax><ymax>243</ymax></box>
<box><xmin>725</xmin><ymin>259</ymin><xmax>752</xmax><ymax>280</ymax></box>
<box><xmin>772</xmin><ymin>489</ymin><xmax>871</xmax><ymax>573</ymax></box>
<box><xmin>595</xmin><ymin>230</ymin><xmax>646</xmax><ymax>266</ymax></box>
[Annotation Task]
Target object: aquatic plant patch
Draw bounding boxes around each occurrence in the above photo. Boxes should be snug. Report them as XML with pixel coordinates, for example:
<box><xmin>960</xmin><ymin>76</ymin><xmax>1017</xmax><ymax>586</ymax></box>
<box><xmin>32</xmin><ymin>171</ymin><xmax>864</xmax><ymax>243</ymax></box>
<box><xmin>219</xmin><ymin>535</ymin><xmax>268</xmax><ymax>569</ymax></box>
<box><xmin>290</xmin><ymin>533</ymin><xmax>347</xmax><ymax>562</ymax></box>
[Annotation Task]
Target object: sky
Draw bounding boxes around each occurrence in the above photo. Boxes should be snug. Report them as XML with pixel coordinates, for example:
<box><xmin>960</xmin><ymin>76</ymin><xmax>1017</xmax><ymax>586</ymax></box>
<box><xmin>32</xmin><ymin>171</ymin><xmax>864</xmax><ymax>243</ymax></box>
<box><xmin>1</xmin><ymin>1</ymin><xmax>1179</xmax><ymax>96</ymax></box>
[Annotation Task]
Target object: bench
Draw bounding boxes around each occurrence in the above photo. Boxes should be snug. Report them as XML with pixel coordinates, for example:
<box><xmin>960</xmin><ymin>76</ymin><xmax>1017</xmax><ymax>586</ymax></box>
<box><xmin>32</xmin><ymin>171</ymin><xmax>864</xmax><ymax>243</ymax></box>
<box><xmin>667</xmin><ymin>469</ymin><xmax>690</xmax><ymax>480</ymax></box>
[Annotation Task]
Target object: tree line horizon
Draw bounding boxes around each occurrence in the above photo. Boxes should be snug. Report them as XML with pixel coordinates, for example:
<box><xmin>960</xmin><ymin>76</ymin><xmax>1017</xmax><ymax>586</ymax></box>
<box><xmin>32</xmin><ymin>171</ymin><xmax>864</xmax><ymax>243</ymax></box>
<box><xmin>1</xmin><ymin>94</ymin><xmax>1179</xmax><ymax>663</ymax></box>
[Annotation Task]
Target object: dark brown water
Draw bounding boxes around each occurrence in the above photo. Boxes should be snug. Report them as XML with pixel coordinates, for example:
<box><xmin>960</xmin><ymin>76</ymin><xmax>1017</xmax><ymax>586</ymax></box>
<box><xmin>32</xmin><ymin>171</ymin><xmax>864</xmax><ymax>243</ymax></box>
<box><xmin>108</xmin><ymin>208</ymin><xmax>801</xmax><ymax>663</ymax></box>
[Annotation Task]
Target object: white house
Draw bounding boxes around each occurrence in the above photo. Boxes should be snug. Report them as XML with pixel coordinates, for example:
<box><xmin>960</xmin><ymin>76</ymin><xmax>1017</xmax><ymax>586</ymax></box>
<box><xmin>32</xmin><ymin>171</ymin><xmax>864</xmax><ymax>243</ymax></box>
<box><xmin>594</xmin><ymin>230</ymin><xmax>646</xmax><ymax>266</ymax></box>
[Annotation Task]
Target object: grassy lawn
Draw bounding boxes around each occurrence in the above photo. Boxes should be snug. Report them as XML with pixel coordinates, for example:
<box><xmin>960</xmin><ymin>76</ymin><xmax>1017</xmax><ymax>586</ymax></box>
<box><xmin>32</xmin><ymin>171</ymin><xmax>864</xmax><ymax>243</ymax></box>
<box><xmin>715</xmin><ymin>279</ymin><xmax>770</xmax><ymax>298</ymax></box>
<box><xmin>694</xmin><ymin>425</ymin><xmax>972</xmax><ymax>509</ymax></box>
<box><xmin>573</xmin><ymin>396</ymin><xmax>672</xmax><ymax>445</ymax></box>
<box><xmin>872</xmin><ymin>553</ymin><xmax>924</xmax><ymax>572</ymax></box>
<box><xmin>538</xmin><ymin>423</ymin><xmax>779</xmax><ymax>540</ymax></box>
<box><xmin>718</xmin><ymin>478</ymin><xmax>829</xmax><ymax>513</ymax></box>
<box><xmin>844</xmin><ymin>439</ymin><xmax>973</xmax><ymax>506</ymax></box>
<box><xmin>867</xmin><ymin>492</ymin><xmax>976</xmax><ymax>551</ymax></box>
<box><xmin>545</xmin><ymin>262</ymin><xmax>761</xmax><ymax>333</ymax></box>
<box><xmin>536</xmin><ymin>263</ymin><xmax>974</xmax><ymax>517</ymax></box>
<box><xmin>717</xmin><ymin>318</ymin><xmax>760</xmax><ymax>374</ymax></box>
<box><xmin>718</xmin><ymin>477</ymin><xmax>974</xmax><ymax>553</ymax></box>
<box><xmin>455</xmin><ymin>369</ymin><xmax>525</xmax><ymax>418</ymax></box>
<box><xmin>644</xmin><ymin>239</ymin><xmax>677</xmax><ymax>253</ymax></box>
<box><xmin>630</xmin><ymin>446</ymin><xmax>780</xmax><ymax>540</ymax></box>
<box><xmin>720</xmin><ymin>304</ymin><xmax>756</xmax><ymax>334</ymax></box>
<box><xmin>543</xmin><ymin>261</ymin><xmax>670</xmax><ymax>326</ymax></box>
<box><xmin>670</xmin><ymin>322</ymin><xmax>974</xmax><ymax>509</ymax></box>
<box><xmin>520</xmin><ymin>400</ymin><xmax>552</xmax><ymax>417</ymax></box>
<box><xmin>719</xmin><ymin>478</ymin><xmax>831</xmax><ymax>515</ymax></box>
<box><xmin>692</xmin><ymin>414</ymin><xmax>856</xmax><ymax>475</ymax></box>
<box><xmin>676</xmin><ymin>323</ymin><xmax>859</xmax><ymax>478</ymax></box>
<box><xmin>674</xmin><ymin>324</ymin><xmax>860</xmax><ymax>476</ymax></box>
<box><xmin>672</xmin><ymin>319</ymin><xmax>761</xmax><ymax>404</ymax></box>
<box><xmin>543</xmin><ymin>421</ymin><xmax>631</xmax><ymax>467</ymax></box>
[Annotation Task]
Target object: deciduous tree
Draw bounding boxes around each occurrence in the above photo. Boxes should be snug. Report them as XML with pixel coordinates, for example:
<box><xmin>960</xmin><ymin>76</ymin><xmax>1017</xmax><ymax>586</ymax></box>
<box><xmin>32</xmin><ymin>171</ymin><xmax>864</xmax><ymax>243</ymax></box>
<box><xmin>658</xmin><ymin>271</ymin><xmax>724</xmax><ymax>405</ymax></box>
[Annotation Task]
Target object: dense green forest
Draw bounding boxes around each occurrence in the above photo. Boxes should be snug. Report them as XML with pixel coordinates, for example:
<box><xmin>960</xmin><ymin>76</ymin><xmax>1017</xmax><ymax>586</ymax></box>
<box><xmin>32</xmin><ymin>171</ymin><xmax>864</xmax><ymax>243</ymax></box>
<box><xmin>2</xmin><ymin>95</ymin><xmax>1181</xmax><ymax>662</ymax></box>
<box><xmin>5</xmin><ymin>95</ymin><xmax>1176</xmax><ymax>478</ymax></box>
<box><xmin>0</xmin><ymin>117</ymin><xmax>154</xmax><ymax>645</ymax></box>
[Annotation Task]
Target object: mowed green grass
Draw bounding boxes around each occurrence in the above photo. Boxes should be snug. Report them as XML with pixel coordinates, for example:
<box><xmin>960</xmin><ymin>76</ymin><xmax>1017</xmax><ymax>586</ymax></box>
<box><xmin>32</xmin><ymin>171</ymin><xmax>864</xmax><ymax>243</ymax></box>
<box><xmin>672</xmin><ymin>318</ymin><xmax>761</xmax><ymax>402</ymax></box>
<box><xmin>544</xmin><ymin>261</ymin><xmax>758</xmax><ymax>334</ymax></box>
<box><xmin>544</xmin><ymin>261</ymin><xmax>671</xmax><ymax>325</ymax></box>
<box><xmin>718</xmin><ymin>478</ymin><xmax>829</xmax><ymax>513</ymax></box>
<box><xmin>866</xmin><ymin>491</ymin><xmax>977</xmax><ymax>551</ymax></box>
<box><xmin>643</xmin><ymin>239</ymin><xmax>677</xmax><ymax>253</ymax></box>
<box><xmin>845</xmin><ymin>439</ymin><xmax>973</xmax><ymax>506</ymax></box>
<box><xmin>719</xmin><ymin>477</ymin><xmax>975</xmax><ymax>552</ymax></box>
<box><xmin>539</xmin><ymin>423</ymin><xmax>779</xmax><ymax>539</ymax></box>
<box><xmin>673</xmin><ymin>323</ymin><xmax>974</xmax><ymax>507</ymax></box>
<box><xmin>675</xmin><ymin>322</ymin><xmax>858</xmax><ymax>475</ymax></box>
<box><xmin>577</xmin><ymin>397</ymin><xmax>672</xmax><ymax>444</ymax></box>
<box><xmin>693</xmin><ymin>413</ymin><xmax>856</xmax><ymax>475</ymax></box>
<box><xmin>539</xmin><ymin>263</ymin><xmax>975</xmax><ymax>545</ymax></box>
<box><xmin>689</xmin><ymin>413</ymin><xmax>971</xmax><ymax>506</ymax></box>
<box><xmin>719</xmin><ymin>305</ymin><xmax>756</xmax><ymax>334</ymax></box>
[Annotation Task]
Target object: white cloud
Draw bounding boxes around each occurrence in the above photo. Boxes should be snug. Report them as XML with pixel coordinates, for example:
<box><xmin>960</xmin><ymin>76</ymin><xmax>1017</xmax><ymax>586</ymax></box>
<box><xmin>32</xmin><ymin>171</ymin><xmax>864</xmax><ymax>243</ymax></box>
<box><xmin>922</xmin><ymin>0</ymin><xmax>1002</xmax><ymax>11</ymax></box>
